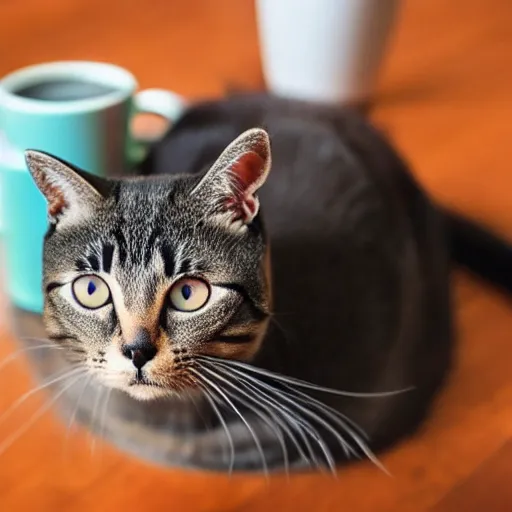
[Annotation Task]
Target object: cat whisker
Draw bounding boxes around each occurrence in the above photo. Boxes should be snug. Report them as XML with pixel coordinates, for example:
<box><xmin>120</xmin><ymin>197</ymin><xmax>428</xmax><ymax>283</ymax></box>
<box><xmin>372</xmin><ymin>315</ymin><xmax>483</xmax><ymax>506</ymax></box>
<box><xmin>65</xmin><ymin>373</ymin><xmax>94</xmax><ymax>438</ymax></box>
<box><xmin>282</xmin><ymin>381</ymin><xmax>369</xmax><ymax>441</ymax></box>
<box><xmin>0</xmin><ymin>343</ymin><xmax>63</xmax><ymax>373</ymax></box>
<box><xmin>287</xmin><ymin>386</ymin><xmax>386</xmax><ymax>472</ymax></box>
<box><xmin>276</xmin><ymin>382</ymin><xmax>389</xmax><ymax>471</ymax></box>
<box><xmin>206</xmin><ymin>359</ymin><xmax>356</xmax><ymax>464</ymax></box>
<box><xmin>284</xmin><ymin>388</ymin><xmax>366</xmax><ymax>459</ymax></box>
<box><xmin>197</xmin><ymin>385</ymin><xmax>235</xmax><ymax>475</ymax></box>
<box><xmin>198</xmin><ymin>355</ymin><xmax>414</xmax><ymax>398</ymax></box>
<box><xmin>268</xmin><ymin>316</ymin><xmax>292</xmax><ymax>347</ymax></box>
<box><xmin>191</xmin><ymin>369</ymin><xmax>269</xmax><ymax>478</ymax></box>
<box><xmin>235</xmin><ymin>377</ymin><xmax>312</xmax><ymax>469</ymax></box>
<box><xmin>201</xmin><ymin>362</ymin><xmax>317</xmax><ymax>470</ymax></box>
<box><xmin>66</xmin><ymin>347</ymin><xmax>87</xmax><ymax>355</ymax></box>
<box><xmin>89</xmin><ymin>384</ymin><xmax>106</xmax><ymax>456</ymax></box>
<box><xmin>100</xmin><ymin>387</ymin><xmax>113</xmax><ymax>439</ymax></box>
<box><xmin>197</xmin><ymin>357</ymin><xmax>401</xmax><ymax>472</ymax></box>
<box><xmin>0</xmin><ymin>366</ymin><xmax>84</xmax><ymax>426</ymax></box>
<box><xmin>205</xmin><ymin>358</ymin><xmax>390</xmax><ymax>474</ymax></box>
<box><xmin>67</xmin><ymin>358</ymin><xmax>88</xmax><ymax>367</ymax></box>
<box><xmin>184</xmin><ymin>389</ymin><xmax>209</xmax><ymax>429</ymax></box>
<box><xmin>202</xmin><ymin>360</ymin><xmax>336</xmax><ymax>473</ymax></box>
<box><xmin>0</xmin><ymin>372</ymin><xmax>87</xmax><ymax>457</ymax></box>
<box><xmin>19</xmin><ymin>336</ymin><xmax>59</xmax><ymax>344</ymax></box>
<box><xmin>98</xmin><ymin>386</ymin><xmax>113</xmax><ymax>460</ymax></box>
<box><xmin>61</xmin><ymin>373</ymin><xmax>95</xmax><ymax>463</ymax></box>
<box><xmin>198</xmin><ymin>363</ymin><xmax>290</xmax><ymax>475</ymax></box>
<box><xmin>21</xmin><ymin>336</ymin><xmax>84</xmax><ymax>353</ymax></box>
<box><xmin>20</xmin><ymin>336</ymin><xmax>88</xmax><ymax>363</ymax></box>
<box><xmin>214</xmin><ymin>357</ymin><xmax>368</xmax><ymax>443</ymax></box>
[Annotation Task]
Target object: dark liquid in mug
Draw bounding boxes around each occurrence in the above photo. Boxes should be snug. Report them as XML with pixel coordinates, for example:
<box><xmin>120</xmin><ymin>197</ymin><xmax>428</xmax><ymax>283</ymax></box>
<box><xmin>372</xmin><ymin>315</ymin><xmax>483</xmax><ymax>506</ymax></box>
<box><xmin>14</xmin><ymin>80</ymin><xmax>118</xmax><ymax>102</ymax></box>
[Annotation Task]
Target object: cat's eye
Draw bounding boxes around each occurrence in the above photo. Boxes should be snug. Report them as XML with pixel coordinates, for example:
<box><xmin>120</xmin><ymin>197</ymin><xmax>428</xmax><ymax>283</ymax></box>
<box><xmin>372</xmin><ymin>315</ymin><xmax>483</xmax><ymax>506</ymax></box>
<box><xmin>169</xmin><ymin>277</ymin><xmax>210</xmax><ymax>312</ymax></box>
<box><xmin>72</xmin><ymin>275</ymin><xmax>111</xmax><ymax>309</ymax></box>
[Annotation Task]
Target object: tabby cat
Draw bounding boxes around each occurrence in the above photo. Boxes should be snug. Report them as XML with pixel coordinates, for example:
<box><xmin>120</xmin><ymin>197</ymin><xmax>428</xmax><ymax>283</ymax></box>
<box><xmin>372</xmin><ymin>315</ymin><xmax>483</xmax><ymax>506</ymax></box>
<box><xmin>23</xmin><ymin>94</ymin><xmax>512</xmax><ymax>474</ymax></box>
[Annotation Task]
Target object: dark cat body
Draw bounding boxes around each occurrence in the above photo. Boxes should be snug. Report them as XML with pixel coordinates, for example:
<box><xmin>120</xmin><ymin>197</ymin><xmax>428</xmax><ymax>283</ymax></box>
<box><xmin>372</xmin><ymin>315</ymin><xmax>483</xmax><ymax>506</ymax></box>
<box><xmin>140</xmin><ymin>94</ymin><xmax>453</xmax><ymax>454</ymax></box>
<box><xmin>23</xmin><ymin>94</ymin><xmax>512</xmax><ymax>473</ymax></box>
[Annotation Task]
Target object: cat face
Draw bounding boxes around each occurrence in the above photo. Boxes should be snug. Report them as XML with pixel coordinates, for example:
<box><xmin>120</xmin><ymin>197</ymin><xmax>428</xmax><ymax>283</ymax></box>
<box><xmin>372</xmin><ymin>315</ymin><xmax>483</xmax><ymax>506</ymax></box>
<box><xmin>26</xmin><ymin>129</ymin><xmax>272</xmax><ymax>400</ymax></box>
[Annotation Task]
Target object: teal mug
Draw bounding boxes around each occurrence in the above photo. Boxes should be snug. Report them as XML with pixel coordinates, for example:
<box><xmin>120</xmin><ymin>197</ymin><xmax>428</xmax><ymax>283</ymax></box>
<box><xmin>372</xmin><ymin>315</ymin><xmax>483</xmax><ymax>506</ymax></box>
<box><xmin>0</xmin><ymin>61</ymin><xmax>187</xmax><ymax>313</ymax></box>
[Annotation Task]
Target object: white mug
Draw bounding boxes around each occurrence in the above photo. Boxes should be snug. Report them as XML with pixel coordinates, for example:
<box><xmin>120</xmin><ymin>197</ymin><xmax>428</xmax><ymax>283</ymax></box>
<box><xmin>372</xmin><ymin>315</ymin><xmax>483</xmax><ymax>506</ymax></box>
<box><xmin>256</xmin><ymin>0</ymin><xmax>401</xmax><ymax>104</ymax></box>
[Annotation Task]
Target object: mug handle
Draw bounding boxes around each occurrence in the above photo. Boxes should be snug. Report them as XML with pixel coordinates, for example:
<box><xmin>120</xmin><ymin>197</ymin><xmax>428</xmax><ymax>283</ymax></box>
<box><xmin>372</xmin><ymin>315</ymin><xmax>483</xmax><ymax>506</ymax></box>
<box><xmin>134</xmin><ymin>88</ymin><xmax>187</xmax><ymax>126</ymax></box>
<box><xmin>128</xmin><ymin>88</ymin><xmax>188</xmax><ymax>165</ymax></box>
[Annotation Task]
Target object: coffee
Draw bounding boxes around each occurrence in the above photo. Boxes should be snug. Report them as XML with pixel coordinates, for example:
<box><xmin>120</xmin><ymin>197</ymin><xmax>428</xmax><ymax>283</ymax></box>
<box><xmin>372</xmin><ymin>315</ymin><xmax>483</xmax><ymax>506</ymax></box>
<box><xmin>14</xmin><ymin>79</ymin><xmax>117</xmax><ymax>102</ymax></box>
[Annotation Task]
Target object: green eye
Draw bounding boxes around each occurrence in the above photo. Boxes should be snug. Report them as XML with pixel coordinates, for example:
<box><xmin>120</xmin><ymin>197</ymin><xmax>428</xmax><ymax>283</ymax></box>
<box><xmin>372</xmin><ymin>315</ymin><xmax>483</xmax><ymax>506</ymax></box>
<box><xmin>72</xmin><ymin>275</ymin><xmax>111</xmax><ymax>309</ymax></box>
<box><xmin>169</xmin><ymin>278</ymin><xmax>210</xmax><ymax>312</ymax></box>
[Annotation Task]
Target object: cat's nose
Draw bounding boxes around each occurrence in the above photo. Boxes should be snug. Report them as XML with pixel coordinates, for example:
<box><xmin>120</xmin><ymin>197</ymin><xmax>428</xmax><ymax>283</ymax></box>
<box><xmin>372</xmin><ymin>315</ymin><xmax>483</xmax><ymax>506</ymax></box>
<box><xmin>122</xmin><ymin>328</ymin><xmax>157</xmax><ymax>369</ymax></box>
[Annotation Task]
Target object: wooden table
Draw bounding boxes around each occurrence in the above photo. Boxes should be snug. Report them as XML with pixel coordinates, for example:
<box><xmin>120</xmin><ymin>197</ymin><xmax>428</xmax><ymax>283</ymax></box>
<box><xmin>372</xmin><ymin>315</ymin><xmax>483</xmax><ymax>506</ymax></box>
<box><xmin>1</xmin><ymin>1</ymin><xmax>512</xmax><ymax>510</ymax></box>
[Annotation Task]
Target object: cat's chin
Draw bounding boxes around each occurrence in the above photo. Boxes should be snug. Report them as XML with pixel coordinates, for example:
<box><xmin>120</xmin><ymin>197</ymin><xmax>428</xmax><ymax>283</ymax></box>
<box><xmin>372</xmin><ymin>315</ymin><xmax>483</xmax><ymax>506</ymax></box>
<box><xmin>123</xmin><ymin>384</ymin><xmax>172</xmax><ymax>401</ymax></box>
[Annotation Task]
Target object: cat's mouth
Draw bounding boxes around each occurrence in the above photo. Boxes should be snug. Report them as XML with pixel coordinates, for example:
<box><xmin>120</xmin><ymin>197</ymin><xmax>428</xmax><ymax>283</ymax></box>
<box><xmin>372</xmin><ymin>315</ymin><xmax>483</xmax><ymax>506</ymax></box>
<box><xmin>124</xmin><ymin>377</ymin><xmax>171</xmax><ymax>401</ymax></box>
<box><xmin>128</xmin><ymin>375</ymin><xmax>164</xmax><ymax>388</ymax></box>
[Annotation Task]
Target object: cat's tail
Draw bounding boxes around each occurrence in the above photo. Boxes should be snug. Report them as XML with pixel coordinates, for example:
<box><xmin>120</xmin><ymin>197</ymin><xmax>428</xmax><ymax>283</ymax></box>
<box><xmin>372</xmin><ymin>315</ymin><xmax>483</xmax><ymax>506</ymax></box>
<box><xmin>445</xmin><ymin>211</ymin><xmax>512</xmax><ymax>293</ymax></box>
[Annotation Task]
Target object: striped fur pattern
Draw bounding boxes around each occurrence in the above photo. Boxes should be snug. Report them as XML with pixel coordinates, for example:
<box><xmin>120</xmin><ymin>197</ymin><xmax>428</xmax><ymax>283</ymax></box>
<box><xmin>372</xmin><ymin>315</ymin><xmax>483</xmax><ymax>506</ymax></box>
<box><xmin>25</xmin><ymin>129</ymin><xmax>272</xmax><ymax>402</ymax></box>
<box><xmin>21</xmin><ymin>96</ymin><xmax>458</xmax><ymax>473</ymax></box>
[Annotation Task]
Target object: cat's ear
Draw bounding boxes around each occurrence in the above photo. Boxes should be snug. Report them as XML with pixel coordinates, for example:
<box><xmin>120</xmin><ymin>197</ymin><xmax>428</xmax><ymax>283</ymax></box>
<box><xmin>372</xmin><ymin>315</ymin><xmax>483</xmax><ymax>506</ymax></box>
<box><xmin>191</xmin><ymin>128</ymin><xmax>271</xmax><ymax>225</ymax></box>
<box><xmin>25</xmin><ymin>150</ymin><xmax>104</xmax><ymax>227</ymax></box>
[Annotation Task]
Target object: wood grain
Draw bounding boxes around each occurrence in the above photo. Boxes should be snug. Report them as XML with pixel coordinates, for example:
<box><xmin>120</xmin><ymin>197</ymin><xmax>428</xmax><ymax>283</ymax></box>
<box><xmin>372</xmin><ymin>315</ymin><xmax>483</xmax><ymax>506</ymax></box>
<box><xmin>431</xmin><ymin>440</ymin><xmax>512</xmax><ymax>511</ymax></box>
<box><xmin>1</xmin><ymin>0</ymin><xmax>512</xmax><ymax>510</ymax></box>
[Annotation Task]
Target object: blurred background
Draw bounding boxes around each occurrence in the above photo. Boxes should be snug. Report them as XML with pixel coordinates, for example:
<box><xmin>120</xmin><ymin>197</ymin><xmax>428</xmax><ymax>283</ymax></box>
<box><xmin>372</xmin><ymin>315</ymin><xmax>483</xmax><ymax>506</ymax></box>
<box><xmin>1</xmin><ymin>0</ymin><xmax>512</xmax><ymax>511</ymax></box>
